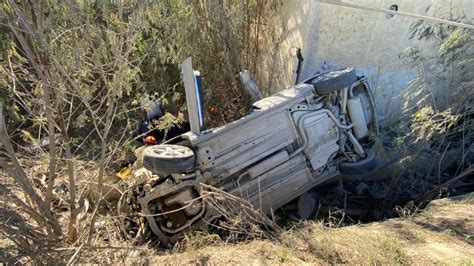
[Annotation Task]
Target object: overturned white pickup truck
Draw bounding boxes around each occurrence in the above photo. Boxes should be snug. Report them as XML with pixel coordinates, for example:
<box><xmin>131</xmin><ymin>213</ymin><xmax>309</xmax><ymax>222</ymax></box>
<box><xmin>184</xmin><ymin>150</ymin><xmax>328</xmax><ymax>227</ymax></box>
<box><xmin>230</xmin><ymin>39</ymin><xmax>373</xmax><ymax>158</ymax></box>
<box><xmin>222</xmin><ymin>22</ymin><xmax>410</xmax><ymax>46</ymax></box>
<box><xmin>133</xmin><ymin>58</ymin><xmax>378</xmax><ymax>244</ymax></box>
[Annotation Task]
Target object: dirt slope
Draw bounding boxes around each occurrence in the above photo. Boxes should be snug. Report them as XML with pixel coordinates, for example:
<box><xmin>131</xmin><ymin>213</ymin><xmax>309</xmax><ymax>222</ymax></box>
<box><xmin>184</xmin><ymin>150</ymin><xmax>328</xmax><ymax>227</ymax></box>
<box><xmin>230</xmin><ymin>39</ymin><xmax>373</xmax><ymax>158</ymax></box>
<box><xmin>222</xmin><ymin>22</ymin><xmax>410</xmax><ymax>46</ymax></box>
<box><xmin>1</xmin><ymin>194</ymin><xmax>472</xmax><ymax>264</ymax></box>
<box><xmin>152</xmin><ymin>194</ymin><xmax>473</xmax><ymax>265</ymax></box>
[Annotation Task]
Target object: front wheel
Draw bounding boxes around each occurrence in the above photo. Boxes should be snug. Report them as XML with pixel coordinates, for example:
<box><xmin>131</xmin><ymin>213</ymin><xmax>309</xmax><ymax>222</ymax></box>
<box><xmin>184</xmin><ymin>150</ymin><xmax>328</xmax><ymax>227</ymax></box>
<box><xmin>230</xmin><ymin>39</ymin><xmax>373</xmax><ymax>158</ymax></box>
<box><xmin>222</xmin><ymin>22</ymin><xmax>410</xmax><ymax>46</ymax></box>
<box><xmin>143</xmin><ymin>144</ymin><xmax>196</xmax><ymax>174</ymax></box>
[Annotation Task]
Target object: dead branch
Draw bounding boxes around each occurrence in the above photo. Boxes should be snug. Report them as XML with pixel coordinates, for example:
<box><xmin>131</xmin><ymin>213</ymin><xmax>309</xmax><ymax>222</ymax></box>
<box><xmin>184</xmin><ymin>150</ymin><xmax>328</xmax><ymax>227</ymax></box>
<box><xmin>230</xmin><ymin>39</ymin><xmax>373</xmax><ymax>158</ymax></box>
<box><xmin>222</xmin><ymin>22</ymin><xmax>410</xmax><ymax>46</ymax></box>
<box><xmin>198</xmin><ymin>183</ymin><xmax>282</xmax><ymax>241</ymax></box>
<box><xmin>0</xmin><ymin>102</ymin><xmax>62</xmax><ymax>237</ymax></box>
<box><xmin>417</xmin><ymin>166</ymin><xmax>474</xmax><ymax>203</ymax></box>
<box><xmin>9</xmin><ymin>2</ymin><xmax>59</xmax><ymax>209</ymax></box>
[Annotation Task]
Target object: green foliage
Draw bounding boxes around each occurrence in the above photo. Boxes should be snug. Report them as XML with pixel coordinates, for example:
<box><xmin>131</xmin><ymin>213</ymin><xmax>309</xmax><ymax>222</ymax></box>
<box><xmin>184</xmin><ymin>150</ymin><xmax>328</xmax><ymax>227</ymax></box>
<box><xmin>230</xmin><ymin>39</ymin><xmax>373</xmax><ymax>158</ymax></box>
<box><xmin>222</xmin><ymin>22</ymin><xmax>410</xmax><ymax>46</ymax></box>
<box><xmin>157</xmin><ymin>112</ymin><xmax>185</xmax><ymax>131</ymax></box>
<box><xmin>439</xmin><ymin>29</ymin><xmax>471</xmax><ymax>56</ymax></box>
<box><xmin>396</xmin><ymin>8</ymin><xmax>473</xmax><ymax>176</ymax></box>
<box><xmin>146</xmin><ymin>0</ymin><xmax>283</xmax><ymax>127</ymax></box>
<box><xmin>0</xmin><ymin>0</ymin><xmax>281</xmax><ymax>161</ymax></box>
<box><xmin>410</xmin><ymin>107</ymin><xmax>460</xmax><ymax>144</ymax></box>
<box><xmin>403</xmin><ymin>16</ymin><xmax>473</xmax><ymax>110</ymax></box>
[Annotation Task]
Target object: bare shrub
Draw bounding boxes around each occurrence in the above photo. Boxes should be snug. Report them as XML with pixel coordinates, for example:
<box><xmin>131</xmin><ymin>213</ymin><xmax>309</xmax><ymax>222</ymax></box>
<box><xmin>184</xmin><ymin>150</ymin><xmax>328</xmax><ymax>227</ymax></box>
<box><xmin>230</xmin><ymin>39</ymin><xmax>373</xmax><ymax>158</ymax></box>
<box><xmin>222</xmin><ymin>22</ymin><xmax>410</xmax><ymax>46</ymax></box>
<box><xmin>0</xmin><ymin>0</ymin><xmax>284</xmax><ymax>263</ymax></box>
<box><xmin>385</xmin><ymin>10</ymin><xmax>473</xmax><ymax>206</ymax></box>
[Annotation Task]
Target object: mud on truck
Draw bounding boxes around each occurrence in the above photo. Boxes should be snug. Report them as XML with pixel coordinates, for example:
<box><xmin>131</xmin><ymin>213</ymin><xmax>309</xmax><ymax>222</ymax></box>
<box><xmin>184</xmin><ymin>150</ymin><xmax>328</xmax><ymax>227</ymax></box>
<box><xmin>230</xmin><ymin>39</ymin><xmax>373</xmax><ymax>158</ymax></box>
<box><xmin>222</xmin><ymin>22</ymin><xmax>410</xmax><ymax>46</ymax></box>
<box><xmin>122</xmin><ymin>58</ymin><xmax>379</xmax><ymax>245</ymax></box>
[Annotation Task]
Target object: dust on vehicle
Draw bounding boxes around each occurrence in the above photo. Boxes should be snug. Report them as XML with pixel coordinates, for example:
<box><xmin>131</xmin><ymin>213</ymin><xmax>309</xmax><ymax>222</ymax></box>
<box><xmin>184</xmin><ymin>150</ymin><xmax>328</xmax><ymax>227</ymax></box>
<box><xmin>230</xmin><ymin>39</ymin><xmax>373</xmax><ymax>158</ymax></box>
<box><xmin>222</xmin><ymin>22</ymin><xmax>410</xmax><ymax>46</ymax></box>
<box><xmin>121</xmin><ymin>58</ymin><xmax>379</xmax><ymax>245</ymax></box>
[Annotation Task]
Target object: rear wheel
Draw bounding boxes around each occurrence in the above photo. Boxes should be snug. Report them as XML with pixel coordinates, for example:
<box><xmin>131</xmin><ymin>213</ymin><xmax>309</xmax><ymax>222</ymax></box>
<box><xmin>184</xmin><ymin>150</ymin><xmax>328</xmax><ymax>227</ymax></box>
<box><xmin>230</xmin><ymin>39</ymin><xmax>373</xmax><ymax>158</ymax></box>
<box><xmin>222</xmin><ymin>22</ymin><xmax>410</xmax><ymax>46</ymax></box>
<box><xmin>311</xmin><ymin>68</ymin><xmax>357</xmax><ymax>94</ymax></box>
<box><xmin>339</xmin><ymin>149</ymin><xmax>378</xmax><ymax>175</ymax></box>
<box><xmin>143</xmin><ymin>144</ymin><xmax>195</xmax><ymax>174</ymax></box>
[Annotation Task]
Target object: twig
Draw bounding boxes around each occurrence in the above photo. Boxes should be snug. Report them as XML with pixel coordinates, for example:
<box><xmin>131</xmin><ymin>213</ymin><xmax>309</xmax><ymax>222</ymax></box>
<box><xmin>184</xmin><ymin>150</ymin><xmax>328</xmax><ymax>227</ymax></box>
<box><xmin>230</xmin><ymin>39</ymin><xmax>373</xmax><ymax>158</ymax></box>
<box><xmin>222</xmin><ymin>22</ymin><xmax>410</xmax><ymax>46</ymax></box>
<box><xmin>66</xmin><ymin>243</ymin><xmax>84</xmax><ymax>266</ymax></box>
<box><xmin>438</xmin><ymin>142</ymin><xmax>451</xmax><ymax>186</ymax></box>
<box><xmin>417</xmin><ymin>166</ymin><xmax>474</xmax><ymax>203</ymax></box>
<box><xmin>52</xmin><ymin>245</ymin><xmax>151</xmax><ymax>252</ymax></box>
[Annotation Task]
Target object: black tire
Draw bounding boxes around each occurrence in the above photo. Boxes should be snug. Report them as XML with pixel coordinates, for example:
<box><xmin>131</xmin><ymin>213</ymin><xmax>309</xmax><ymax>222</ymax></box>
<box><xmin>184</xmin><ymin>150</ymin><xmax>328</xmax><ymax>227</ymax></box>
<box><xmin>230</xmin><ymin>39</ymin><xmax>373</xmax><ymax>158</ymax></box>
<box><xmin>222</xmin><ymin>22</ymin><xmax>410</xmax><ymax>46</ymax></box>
<box><xmin>143</xmin><ymin>144</ymin><xmax>195</xmax><ymax>174</ymax></box>
<box><xmin>311</xmin><ymin>68</ymin><xmax>357</xmax><ymax>94</ymax></box>
<box><xmin>339</xmin><ymin>149</ymin><xmax>378</xmax><ymax>175</ymax></box>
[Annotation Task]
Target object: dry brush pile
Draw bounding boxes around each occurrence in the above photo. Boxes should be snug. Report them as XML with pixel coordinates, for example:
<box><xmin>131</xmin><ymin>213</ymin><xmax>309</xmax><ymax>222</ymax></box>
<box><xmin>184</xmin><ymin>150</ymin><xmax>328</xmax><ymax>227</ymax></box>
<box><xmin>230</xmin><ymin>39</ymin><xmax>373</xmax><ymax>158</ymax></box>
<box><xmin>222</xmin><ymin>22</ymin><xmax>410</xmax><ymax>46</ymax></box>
<box><xmin>0</xmin><ymin>0</ymin><xmax>282</xmax><ymax>263</ymax></box>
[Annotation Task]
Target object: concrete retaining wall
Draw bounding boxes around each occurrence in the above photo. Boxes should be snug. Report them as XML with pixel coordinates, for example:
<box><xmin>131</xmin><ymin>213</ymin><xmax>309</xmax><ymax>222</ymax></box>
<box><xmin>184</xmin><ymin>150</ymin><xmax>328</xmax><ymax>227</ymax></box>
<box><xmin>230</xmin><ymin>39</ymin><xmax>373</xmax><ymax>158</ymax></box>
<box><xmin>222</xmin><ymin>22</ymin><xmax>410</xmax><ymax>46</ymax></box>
<box><xmin>259</xmin><ymin>0</ymin><xmax>473</xmax><ymax>121</ymax></box>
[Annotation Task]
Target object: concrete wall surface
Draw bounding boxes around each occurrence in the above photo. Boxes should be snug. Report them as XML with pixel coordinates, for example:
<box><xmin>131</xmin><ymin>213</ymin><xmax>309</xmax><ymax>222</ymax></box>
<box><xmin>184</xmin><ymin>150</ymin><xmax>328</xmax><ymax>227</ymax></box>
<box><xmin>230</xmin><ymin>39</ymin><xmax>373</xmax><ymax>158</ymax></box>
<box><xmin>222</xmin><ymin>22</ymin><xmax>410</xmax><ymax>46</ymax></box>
<box><xmin>262</xmin><ymin>0</ymin><xmax>473</xmax><ymax>120</ymax></box>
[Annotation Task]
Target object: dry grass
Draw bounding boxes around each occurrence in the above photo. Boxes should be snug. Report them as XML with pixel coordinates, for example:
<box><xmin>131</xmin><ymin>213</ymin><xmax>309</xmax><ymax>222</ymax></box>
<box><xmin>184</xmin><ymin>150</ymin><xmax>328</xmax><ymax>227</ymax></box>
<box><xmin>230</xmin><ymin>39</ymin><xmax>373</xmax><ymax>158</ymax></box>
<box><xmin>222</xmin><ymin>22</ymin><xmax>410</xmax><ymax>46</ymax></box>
<box><xmin>1</xmin><ymin>153</ymin><xmax>472</xmax><ymax>265</ymax></box>
<box><xmin>1</xmin><ymin>183</ymin><xmax>473</xmax><ymax>265</ymax></box>
<box><xmin>153</xmin><ymin>195</ymin><xmax>472</xmax><ymax>265</ymax></box>
<box><xmin>279</xmin><ymin>221</ymin><xmax>409</xmax><ymax>264</ymax></box>
<box><xmin>1</xmin><ymin>153</ymin><xmax>472</xmax><ymax>264</ymax></box>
